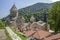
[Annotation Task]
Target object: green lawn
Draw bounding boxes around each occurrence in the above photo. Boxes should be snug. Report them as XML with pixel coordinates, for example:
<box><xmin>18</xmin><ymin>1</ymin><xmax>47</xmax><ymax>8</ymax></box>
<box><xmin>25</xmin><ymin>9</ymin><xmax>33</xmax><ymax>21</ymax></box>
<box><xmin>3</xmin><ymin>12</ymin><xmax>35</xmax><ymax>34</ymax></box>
<box><xmin>10</xmin><ymin>27</ymin><xmax>27</xmax><ymax>40</ymax></box>
<box><xmin>5</xmin><ymin>29</ymin><xmax>12</xmax><ymax>40</ymax></box>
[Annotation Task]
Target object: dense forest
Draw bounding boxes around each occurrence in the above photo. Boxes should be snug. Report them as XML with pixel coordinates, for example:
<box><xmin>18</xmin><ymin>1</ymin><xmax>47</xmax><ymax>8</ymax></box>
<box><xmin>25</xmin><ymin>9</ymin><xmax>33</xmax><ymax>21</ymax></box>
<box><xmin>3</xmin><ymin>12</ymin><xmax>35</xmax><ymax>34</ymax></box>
<box><xmin>18</xmin><ymin>3</ymin><xmax>53</xmax><ymax>22</ymax></box>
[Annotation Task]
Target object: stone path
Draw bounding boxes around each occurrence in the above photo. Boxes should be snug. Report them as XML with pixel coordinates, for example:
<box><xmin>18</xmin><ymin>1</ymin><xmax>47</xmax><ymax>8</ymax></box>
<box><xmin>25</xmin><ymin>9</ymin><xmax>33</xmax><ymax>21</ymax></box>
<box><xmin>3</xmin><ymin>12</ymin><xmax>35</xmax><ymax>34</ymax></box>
<box><xmin>6</xmin><ymin>27</ymin><xmax>21</xmax><ymax>40</ymax></box>
<box><xmin>0</xmin><ymin>29</ymin><xmax>7</xmax><ymax>40</ymax></box>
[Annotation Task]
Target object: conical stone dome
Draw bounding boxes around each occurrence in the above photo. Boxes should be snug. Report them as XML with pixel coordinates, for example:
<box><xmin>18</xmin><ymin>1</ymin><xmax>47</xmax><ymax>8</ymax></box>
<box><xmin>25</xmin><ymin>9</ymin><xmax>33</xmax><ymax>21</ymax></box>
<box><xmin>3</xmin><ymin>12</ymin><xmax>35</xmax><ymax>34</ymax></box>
<box><xmin>10</xmin><ymin>4</ymin><xmax>17</xmax><ymax>13</ymax></box>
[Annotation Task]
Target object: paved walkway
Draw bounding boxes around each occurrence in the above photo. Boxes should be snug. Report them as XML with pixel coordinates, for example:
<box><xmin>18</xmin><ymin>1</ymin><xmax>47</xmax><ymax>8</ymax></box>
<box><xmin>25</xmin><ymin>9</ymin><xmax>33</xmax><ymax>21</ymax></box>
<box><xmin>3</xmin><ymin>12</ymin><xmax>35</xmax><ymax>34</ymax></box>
<box><xmin>6</xmin><ymin>27</ymin><xmax>21</xmax><ymax>40</ymax></box>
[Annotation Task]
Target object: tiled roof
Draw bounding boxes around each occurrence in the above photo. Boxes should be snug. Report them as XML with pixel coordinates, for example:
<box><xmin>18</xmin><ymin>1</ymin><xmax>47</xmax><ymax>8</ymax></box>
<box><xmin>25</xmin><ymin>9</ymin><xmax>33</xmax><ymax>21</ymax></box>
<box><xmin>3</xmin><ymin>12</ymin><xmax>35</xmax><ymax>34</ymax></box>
<box><xmin>24</xmin><ymin>30</ymin><xmax>51</xmax><ymax>39</ymax></box>
<box><xmin>33</xmin><ymin>30</ymin><xmax>51</xmax><ymax>39</ymax></box>
<box><xmin>44</xmin><ymin>33</ymin><xmax>60</xmax><ymax>40</ymax></box>
<box><xmin>24</xmin><ymin>30</ymin><xmax>36</xmax><ymax>37</ymax></box>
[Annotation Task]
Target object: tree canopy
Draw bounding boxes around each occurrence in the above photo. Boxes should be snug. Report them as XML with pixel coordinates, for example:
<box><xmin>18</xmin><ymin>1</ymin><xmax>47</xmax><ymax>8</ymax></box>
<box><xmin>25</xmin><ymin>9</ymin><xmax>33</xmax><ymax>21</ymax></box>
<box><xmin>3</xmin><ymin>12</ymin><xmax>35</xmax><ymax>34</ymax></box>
<box><xmin>48</xmin><ymin>1</ymin><xmax>60</xmax><ymax>33</ymax></box>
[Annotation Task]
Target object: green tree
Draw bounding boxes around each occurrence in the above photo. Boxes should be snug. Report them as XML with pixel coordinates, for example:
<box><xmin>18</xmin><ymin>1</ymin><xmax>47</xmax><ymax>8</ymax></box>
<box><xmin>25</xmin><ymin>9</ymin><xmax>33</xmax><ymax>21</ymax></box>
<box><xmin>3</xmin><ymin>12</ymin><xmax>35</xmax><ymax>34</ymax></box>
<box><xmin>23</xmin><ymin>14</ymin><xmax>31</xmax><ymax>22</ymax></box>
<box><xmin>0</xmin><ymin>20</ymin><xmax>5</xmax><ymax>29</ymax></box>
<box><xmin>48</xmin><ymin>1</ymin><xmax>60</xmax><ymax>33</ymax></box>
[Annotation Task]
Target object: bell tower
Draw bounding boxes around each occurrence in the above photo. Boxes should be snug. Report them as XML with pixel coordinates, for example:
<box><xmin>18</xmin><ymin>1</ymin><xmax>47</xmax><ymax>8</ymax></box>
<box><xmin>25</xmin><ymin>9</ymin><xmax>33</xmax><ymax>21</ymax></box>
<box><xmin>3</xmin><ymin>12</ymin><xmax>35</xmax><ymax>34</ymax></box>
<box><xmin>10</xmin><ymin>4</ymin><xmax>18</xmax><ymax>27</ymax></box>
<box><xmin>10</xmin><ymin>4</ymin><xmax>18</xmax><ymax>20</ymax></box>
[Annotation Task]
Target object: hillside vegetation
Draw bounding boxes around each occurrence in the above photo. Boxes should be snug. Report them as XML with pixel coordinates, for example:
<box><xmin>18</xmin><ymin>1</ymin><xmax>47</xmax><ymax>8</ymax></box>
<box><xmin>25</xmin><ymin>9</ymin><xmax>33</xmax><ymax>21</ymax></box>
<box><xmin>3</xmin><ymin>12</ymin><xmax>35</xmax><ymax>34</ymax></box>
<box><xmin>0</xmin><ymin>20</ymin><xmax>5</xmax><ymax>29</ymax></box>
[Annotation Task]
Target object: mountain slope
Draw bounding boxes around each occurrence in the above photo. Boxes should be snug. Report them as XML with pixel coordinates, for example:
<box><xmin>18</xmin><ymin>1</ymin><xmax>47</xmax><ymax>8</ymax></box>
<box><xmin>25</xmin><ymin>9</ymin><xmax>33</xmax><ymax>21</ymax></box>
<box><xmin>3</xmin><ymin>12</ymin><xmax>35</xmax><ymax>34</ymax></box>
<box><xmin>18</xmin><ymin>3</ymin><xmax>52</xmax><ymax>15</ymax></box>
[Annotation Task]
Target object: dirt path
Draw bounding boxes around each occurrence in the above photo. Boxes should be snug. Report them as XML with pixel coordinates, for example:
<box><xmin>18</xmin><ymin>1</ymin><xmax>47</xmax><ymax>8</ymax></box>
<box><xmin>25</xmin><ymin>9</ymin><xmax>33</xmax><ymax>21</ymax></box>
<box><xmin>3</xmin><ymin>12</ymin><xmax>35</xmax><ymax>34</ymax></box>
<box><xmin>0</xmin><ymin>29</ymin><xmax>7</xmax><ymax>40</ymax></box>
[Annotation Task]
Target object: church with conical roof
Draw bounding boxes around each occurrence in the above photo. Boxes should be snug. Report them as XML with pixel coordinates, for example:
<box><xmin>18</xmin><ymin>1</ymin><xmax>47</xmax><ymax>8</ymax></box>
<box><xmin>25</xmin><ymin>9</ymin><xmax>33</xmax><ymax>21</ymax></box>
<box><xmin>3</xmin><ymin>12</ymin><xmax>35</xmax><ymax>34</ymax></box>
<box><xmin>10</xmin><ymin>4</ymin><xmax>18</xmax><ymax>20</ymax></box>
<box><xmin>9</xmin><ymin>4</ymin><xmax>24</xmax><ymax>29</ymax></box>
<box><xmin>9</xmin><ymin>4</ymin><xmax>18</xmax><ymax>28</ymax></box>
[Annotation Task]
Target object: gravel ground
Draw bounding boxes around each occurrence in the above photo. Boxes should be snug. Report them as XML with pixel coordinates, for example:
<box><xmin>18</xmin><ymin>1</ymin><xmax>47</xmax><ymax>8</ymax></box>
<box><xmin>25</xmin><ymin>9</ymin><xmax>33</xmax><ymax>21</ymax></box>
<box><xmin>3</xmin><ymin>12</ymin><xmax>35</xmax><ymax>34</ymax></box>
<box><xmin>0</xmin><ymin>29</ymin><xmax>7</xmax><ymax>40</ymax></box>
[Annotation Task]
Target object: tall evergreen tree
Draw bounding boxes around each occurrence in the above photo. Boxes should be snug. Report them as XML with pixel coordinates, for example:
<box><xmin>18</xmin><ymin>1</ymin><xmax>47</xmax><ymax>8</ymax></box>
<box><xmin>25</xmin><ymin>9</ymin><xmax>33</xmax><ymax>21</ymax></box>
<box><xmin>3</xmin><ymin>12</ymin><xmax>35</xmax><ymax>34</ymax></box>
<box><xmin>48</xmin><ymin>1</ymin><xmax>60</xmax><ymax>33</ymax></box>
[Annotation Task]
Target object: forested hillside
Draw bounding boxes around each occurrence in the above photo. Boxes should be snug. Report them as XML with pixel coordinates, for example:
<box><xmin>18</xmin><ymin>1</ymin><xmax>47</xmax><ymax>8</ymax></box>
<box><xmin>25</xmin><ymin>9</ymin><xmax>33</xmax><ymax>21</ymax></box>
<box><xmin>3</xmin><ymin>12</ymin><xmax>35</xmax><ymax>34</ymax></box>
<box><xmin>18</xmin><ymin>3</ymin><xmax>52</xmax><ymax>15</ymax></box>
<box><xmin>2</xmin><ymin>2</ymin><xmax>53</xmax><ymax>22</ymax></box>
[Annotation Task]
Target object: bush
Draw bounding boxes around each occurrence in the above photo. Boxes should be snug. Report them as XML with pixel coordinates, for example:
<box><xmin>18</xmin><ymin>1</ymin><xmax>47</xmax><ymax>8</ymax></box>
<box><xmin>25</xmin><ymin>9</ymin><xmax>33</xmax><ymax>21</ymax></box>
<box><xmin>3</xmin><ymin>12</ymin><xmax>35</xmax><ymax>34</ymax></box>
<box><xmin>0</xmin><ymin>20</ymin><xmax>5</xmax><ymax>29</ymax></box>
